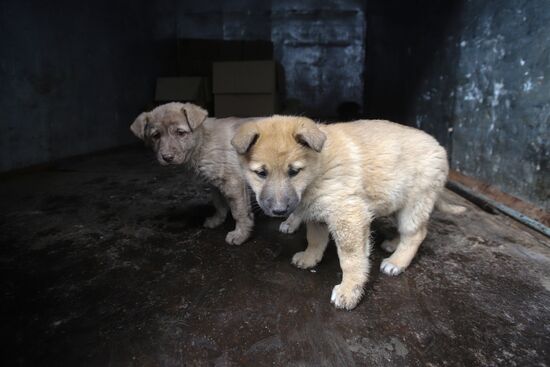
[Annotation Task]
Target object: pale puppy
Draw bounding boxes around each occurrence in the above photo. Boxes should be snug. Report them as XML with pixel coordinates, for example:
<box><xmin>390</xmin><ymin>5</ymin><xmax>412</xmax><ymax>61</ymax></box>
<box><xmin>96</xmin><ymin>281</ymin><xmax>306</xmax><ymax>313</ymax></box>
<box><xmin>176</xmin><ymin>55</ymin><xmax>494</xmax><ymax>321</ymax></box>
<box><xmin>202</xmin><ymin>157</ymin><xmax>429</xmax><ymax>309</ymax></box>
<box><xmin>131</xmin><ymin>102</ymin><xmax>254</xmax><ymax>245</ymax></box>
<box><xmin>232</xmin><ymin>116</ymin><xmax>465</xmax><ymax>309</ymax></box>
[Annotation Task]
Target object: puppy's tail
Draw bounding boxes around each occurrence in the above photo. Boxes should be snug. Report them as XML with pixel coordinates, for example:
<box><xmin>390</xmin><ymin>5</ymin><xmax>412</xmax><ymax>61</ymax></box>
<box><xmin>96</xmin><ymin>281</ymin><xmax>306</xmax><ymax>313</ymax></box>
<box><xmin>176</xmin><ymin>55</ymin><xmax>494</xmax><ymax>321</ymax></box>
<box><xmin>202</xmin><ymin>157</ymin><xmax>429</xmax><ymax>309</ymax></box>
<box><xmin>435</xmin><ymin>199</ymin><xmax>467</xmax><ymax>214</ymax></box>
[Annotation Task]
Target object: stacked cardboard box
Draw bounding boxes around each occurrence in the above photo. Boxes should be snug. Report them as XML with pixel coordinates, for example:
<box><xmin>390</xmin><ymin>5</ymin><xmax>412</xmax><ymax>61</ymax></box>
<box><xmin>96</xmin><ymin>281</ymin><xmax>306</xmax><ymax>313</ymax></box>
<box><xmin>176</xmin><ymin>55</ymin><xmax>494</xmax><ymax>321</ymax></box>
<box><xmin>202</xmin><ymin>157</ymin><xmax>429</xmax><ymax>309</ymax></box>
<box><xmin>155</xmin><ymin>77</ymin><xmax>211</xmax><ymax>108</ymax></box>
<box><xmin>176</xmin><ymin>39</ymin><xmax>273</xmax><ymax>76</ymax></box>
<box><xmin>153</xmin><ymin>39</ymin><xmax>275</xmax><ymax>114</ymax></box>
<box><xmin>213</xmin><ymin>61</ymin><xmax>278</xmax><ymax>117</ymax></box>
<box><xmin>152</xmin><ymin>39</ymin><xmax>274</xmax><ymax>113</ymax></box>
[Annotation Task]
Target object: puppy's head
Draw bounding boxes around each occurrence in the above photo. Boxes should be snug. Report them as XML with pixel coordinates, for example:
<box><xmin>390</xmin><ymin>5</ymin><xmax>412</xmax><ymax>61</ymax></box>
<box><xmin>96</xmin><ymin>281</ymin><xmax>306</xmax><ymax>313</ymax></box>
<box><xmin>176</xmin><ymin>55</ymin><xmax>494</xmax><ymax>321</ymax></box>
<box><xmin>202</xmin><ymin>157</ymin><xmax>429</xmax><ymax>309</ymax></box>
<box><xmin>130</xmin><ymin>102</ymin><xmax>208</xmax><ymax>165</ymax></box>
<box><xmin>232</xmin><ymin>115</ymin><xmax>326</xmax><ymax>217</ymax></box>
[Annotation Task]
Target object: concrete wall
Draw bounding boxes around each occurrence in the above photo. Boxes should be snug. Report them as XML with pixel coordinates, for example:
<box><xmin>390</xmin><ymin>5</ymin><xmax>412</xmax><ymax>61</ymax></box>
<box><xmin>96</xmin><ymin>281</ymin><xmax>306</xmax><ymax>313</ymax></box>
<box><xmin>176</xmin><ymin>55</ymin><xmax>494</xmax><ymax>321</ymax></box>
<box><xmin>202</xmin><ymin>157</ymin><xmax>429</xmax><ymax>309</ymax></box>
<box><xmin>170</xmin><ymin>0</ymin><xmax>366</xmax><ymax>118</ymax></box>
<box><xmin>365</xmin><ymin>0</ymin><xmax>549</xmax><ymax>210</ymax></box>
<box><xmin>4</xmin><ymin>0</ymin><xmax>546</xmax><ymax>211</ymax></box>
<box><xmin>413</xmin><ymin>0</ymin><xmax>549</xmax><ymax>210</ymax></box>
<box><xmin>0</xmin><ymin>0</ymin><xmax>175</xmax><ymax>172</ymax></box>
<box><xmin>0</xmin><ymin>0</ymin><xmax>366</xmax><ymax>172</ymax></box>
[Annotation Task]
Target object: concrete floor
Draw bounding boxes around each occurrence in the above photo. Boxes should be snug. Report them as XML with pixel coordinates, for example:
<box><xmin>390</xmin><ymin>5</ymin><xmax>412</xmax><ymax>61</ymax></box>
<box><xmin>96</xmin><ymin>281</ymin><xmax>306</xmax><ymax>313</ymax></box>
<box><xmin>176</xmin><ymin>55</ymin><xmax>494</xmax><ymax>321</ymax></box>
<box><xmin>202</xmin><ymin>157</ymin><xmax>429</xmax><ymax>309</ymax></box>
<box><xmin>1</xmin><ymin>146</ymin><xmax>549</xmax><ymax>366</ymax></box>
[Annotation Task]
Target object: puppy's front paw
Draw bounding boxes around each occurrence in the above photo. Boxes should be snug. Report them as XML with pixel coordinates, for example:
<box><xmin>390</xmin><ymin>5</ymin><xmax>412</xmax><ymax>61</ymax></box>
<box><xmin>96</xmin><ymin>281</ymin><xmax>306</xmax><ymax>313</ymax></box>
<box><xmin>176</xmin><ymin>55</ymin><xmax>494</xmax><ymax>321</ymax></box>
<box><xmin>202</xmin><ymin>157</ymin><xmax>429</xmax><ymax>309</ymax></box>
<box><xmin>291</xmin><ymin>251</ymin><xmax>320</xmax><ymax>269</ymax></box>
<box><xmin>225</xmin><ymin>229</ymin><xmax>249</xmax><ymax>245</ymax></box>
<box><xmin>380</xmin><ymin>259</ymin><xmax>404</xmax><ymax>276</ymax></box>
<box><xmin>279</xmin><ymin>218</ymin><xmax>299</xmax><ymax>234</ymax></box>
<box><xmin>330</xmin><ymin>283</ymin><xmax>364</xmax><ymax>310</ymax></box>
<box><xmin>203</xmin><ymin>215</ymin><xmax>225</xmax><ymax>229</ymax></box>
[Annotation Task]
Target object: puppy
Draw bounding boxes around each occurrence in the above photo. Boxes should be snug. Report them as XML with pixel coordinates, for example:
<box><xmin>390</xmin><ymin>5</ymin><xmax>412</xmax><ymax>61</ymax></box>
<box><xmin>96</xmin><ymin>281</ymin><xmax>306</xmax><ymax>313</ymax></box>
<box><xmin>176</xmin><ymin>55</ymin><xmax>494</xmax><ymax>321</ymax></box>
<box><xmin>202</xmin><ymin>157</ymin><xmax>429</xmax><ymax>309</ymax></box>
<box><xmin>232</xmin><ymin>116</ymin><xmax>465</xmax><ymax>309</ymax></box>
<box><xmin>131</xmin><ymin>102</ymin><xmax>254</xmax><ymax>245</ymax></box>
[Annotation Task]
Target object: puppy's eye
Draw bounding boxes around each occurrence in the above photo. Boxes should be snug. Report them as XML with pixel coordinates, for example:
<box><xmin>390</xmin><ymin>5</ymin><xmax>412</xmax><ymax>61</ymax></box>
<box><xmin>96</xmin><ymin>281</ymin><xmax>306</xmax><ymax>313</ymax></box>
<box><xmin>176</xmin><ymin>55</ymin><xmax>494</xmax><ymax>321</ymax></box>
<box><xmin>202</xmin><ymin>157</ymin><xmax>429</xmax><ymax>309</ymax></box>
<box><xmin>254</xmin><ymin>169</ymin><xmax>268</xmax><ymax>178</ymax></box>
<box><xmin>288</xmin><ymin>167</ymin><xmax>302</xmax><ymax>177</ymax></box>
<box><xmin>151</xmin><ymin>131</ymin><xmax>160</xmax><ymax>139</ymax></box>
<box><xmin>176</xmin><ymin>129</ymin><xmax>188</xmax><ymax>137</ymax></box>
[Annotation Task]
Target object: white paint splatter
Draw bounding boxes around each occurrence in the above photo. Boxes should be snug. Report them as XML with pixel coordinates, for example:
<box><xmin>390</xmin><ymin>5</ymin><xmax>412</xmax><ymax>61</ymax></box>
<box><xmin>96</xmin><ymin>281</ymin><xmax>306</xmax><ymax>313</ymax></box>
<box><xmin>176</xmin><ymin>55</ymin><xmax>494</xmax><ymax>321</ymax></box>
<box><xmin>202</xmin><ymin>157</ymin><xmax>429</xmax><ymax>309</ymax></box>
<box><xmin>493</xmin><ymin>45</ymin><xmax>506</xmax><ymax>58</ymax></box>
<box><xmin>464</xmin><ymin>83</ymin><xmax>482</xmax><ymax>102</ymax></box>
<box><xmin>460</xmin><ymin>41</ymin><xmax>467</xmax><ymax>47</ymax></box>
<box><xmin>415</xmin><ymin>115</ymin><xmax>424</xmax><ymax>128</ymax></box>
<box><xmin>492</xmin><ymin>82</ymin><xmax>504</xmax><ymax>107</ymax></box>
<box><xmin>519</xmin><ymin>58</ymin><xmax>525</xmax><ymax>66</ymax></box>
<box><xmin>523</xmin><ymin>79</ymin><xmax>533</xmax><ymax>92</ymax></box>
<box><xmin>488</xmin><ymin>82</ymin><xmax>505</xmax><ymax>135</ymax></box>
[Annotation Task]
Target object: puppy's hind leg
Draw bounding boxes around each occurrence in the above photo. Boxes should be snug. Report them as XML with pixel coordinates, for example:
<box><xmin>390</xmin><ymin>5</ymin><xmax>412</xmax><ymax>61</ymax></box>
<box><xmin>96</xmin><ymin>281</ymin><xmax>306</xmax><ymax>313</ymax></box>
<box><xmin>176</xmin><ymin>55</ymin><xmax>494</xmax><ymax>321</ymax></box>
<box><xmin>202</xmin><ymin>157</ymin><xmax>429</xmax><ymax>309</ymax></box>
<box><xmin>380</xmin><ymin>226</ymin><xmax>427</xmax><ymax>276</ymax></box>
<box><xmin>380</xmin><ymin>196</ymin><xmax>434</xmax><ymax>276</ymax></box>
<box><xmin>203</xmin><ymin>188</ymin><xmax>228</xmax><ymax>229</ymax></box>
<box><xmin>292</xmin><ymin>221</ymin><xmax>329</xmax><ymax>269</ymax></box>
<box><xmin>224</xmin><ymin>182</ymin><xmax>254</xmax><ymax>245</ymax></box>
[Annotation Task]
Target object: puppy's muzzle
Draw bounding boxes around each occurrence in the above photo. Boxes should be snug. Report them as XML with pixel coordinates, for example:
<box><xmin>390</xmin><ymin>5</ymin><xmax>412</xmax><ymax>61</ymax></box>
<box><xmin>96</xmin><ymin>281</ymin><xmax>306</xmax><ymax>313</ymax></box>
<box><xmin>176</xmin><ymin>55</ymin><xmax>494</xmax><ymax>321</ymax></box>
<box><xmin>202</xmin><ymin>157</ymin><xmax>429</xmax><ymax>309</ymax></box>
<box><xmin>271</xmin><ymin>206</ymin><xmax>290</xmax><ymax>217</ymax></box>
<box><xmin>260</xmin><ymin>190</ymin><xmax>299</xmax><ymax>217</ymax></box>
<box><xmin>161</xmin><ymin>153</ymin><xmax>174</xmax><ymax>163</ymax></box>
<box><xmin>272</xmin><ymin>209</ymin><xmax>288</xmax><ymax>216</ymax></box>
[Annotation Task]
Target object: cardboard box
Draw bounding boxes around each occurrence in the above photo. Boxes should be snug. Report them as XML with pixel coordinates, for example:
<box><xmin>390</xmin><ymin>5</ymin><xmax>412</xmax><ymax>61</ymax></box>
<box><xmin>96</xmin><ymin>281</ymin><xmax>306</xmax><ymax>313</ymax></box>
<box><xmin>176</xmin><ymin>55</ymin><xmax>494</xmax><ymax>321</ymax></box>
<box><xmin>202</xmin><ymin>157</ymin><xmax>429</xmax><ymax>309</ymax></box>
<box><xmin>177</xmin><ymin>39</ymin><xmax>273</xmax><ymax>76</ymax></box>
<box><xmin>213</xmin><ymin>60</ymin><xmax>279</xmax><ymax>117</ymax></box>
<box><xmin>213</xmin><ymin>61</ymin><xmax>276</xmax><ymax>94</ymax></box>
<box><xmin>155</xmin><ymin>77</ymin><xmax>211</xmax><ymax>106</ymax></box>
<box><xmin>215</xmin><ymin>94</ymin><xmax>277</xmax><ymax>118</ymax></box>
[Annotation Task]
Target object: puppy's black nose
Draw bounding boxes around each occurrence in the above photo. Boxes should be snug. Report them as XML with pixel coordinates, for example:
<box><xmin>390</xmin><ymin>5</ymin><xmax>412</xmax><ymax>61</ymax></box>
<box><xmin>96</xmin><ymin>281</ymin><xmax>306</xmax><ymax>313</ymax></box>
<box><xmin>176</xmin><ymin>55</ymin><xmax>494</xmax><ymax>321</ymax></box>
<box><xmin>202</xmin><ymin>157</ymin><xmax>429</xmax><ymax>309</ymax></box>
<box><xmin>272</xmin><ymin>209</ymin><xmax>287</xmax><ymax>216</ymax></box>
<box><xmin>162</xmin><ymin>154</ymin><xmax>174</xmax><ymax>163</ymax></box>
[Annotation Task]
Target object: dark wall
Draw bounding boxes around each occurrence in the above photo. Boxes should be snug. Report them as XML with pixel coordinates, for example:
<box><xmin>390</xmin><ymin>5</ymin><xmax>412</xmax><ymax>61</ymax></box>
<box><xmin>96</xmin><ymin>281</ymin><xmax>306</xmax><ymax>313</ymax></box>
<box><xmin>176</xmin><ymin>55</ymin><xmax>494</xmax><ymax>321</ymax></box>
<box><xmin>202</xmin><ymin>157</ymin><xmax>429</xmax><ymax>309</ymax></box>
<box><xmin>0</xmin><ymin>1</ymin><xmax>175</xmax><ymax>172</ymax></box>
<box><xmin>366</xmin><ymin>0</ymin><xmax>549</xmax><ymax>210</ymax></box>
<box><xmin>168</xmin><ymin>0</ymin><xmax>366</xmax><ymax>118</ymax></box>
<box><xmin>0</xmin><ymin>0</ymin><xmax>366</xmax><ymax>172</ymax></box>
<box><xmin>364</xmin><ymin>0</ymin><xmax>462</xmax><ymax>147</ymax></box>
<box><xmin>3</xmin><ymin>0</ymin><xmax>547</xmax><ymax>210</ymax></box>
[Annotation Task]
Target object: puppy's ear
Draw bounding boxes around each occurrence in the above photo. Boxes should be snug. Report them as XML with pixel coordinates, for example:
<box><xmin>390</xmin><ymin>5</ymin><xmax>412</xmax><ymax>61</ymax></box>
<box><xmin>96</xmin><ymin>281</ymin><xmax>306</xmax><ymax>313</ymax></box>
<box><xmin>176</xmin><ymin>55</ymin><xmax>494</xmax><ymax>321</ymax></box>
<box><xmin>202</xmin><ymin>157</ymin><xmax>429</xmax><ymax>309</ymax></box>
<box><xmin>295</xmin><ymin>120</ymin><xmax>326</xmax><ymax>152</ymax></box>
<box><xmin>130</xmin><ymin>112</ymin><xmax>149</xmax><ymax>140</ymax></box>
<box><xmin>232</xmin><ymin>123</ymin><xmax>259</xmax><ymax>154</ymax></box>
<box><xmin>181</xmin><ymin>103</ymin><xmax>208</xmax><ymax>130</ymax></box>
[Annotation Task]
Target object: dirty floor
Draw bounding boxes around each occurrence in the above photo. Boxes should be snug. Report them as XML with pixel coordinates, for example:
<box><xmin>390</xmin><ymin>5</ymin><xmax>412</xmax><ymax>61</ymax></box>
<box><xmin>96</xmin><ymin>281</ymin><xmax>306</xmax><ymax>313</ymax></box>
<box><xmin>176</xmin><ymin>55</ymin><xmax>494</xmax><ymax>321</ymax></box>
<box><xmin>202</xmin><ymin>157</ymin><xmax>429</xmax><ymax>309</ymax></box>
<box><xmin>1</xmin><ymin>146</ymin><xmax>549</xmax><ymax>366</ymax></box>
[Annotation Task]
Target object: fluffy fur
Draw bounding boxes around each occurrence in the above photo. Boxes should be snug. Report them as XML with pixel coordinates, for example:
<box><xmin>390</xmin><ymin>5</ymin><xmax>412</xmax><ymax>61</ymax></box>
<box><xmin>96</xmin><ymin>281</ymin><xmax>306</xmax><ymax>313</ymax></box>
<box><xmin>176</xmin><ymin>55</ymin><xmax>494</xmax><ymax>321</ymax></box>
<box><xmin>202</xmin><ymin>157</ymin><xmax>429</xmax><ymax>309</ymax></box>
<box><xmin>131</xmin><ymin>102</ymin><xmax>254</xmax><ymax>245</ymax></box>
<box><xmin>232</xmin><ymin>115</ymin><xmax>465</xmax><ymax>309</ymax></box>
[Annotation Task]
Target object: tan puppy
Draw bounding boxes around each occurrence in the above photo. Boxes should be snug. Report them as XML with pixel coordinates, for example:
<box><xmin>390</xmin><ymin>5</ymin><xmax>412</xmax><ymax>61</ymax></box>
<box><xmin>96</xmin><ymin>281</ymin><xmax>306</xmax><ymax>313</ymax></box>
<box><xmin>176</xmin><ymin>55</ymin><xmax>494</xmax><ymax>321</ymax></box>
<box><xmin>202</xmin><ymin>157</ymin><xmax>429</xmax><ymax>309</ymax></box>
<box><xmin>232</xmin><ymin>116</ymin><xmax>465</xmax><ymax>309</ymax></box>
<box><xmin>131</xmin><ymin>102</ymin><xmax>254</xmax><ymax>245</ymax></box>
